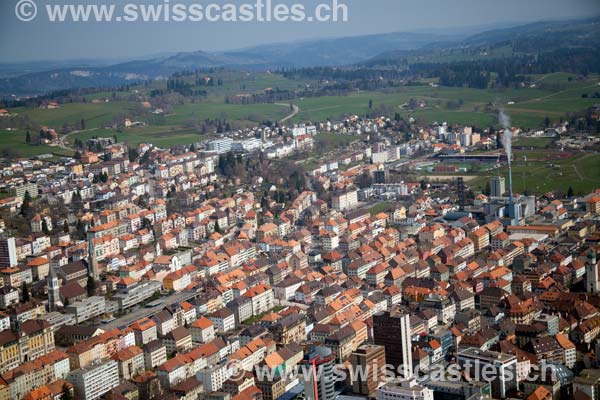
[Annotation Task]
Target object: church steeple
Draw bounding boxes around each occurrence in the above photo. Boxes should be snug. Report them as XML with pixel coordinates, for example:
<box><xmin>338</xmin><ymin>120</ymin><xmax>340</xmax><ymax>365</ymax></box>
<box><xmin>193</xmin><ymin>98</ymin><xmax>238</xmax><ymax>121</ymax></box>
<box><xmin>47</xmin><ymin>263</ymin><xmax>60</xmax><ymax>312</ymax></box>
<box><xmin>88</xmin><ymin>237</ymin><xmax>99</xmax><ymax>280</ymax></box>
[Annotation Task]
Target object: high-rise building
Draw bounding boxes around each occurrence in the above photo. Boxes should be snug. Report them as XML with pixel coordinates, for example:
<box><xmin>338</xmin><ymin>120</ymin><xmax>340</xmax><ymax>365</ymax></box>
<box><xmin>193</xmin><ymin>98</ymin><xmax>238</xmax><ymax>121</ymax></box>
<box><xmin>373</xmin><ymin>310</ymin><xmax>413</xmax><ymax>378</ymax></box>
<box><xmin>0</xmin><ymin>237</ymin><xmax>17</xmax><ymax>268</ymax></box>
<box><xmin>350</xmin><ymin>344</ymin><xmax>386</xmax><ymax>397</ymax></box>
<box><xmin>302</xmin><ymin>346</ymin><xmax>336</xmax><ymax>400</ymax></box>
<box><xmin>456</xmin><ymin>347</ymin><xmax>517</xmax><ymax>399</ymax></box>
<box><xmin>491</xmin><ymin>176</ymin><xmax>506</xmax><ymax>197</ymax></box>
<box><xmin>67</xmin><ymin>359</ymin><xmax>120</xmax><ymax>400</ymax></box>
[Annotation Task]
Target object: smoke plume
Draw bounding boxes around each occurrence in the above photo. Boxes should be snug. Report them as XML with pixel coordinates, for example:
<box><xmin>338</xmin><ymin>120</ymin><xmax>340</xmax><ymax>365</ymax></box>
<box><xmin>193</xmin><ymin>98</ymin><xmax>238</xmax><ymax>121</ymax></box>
<box><xmin>499</xmin><ymin>110</ymin><xmax>512</xmax><ymax>161</ymax></box>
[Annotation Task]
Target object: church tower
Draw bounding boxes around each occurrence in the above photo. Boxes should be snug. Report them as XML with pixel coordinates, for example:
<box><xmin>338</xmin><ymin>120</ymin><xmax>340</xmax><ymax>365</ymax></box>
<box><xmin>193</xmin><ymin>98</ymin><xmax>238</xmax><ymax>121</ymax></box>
<box><xmin>88</xmin><ymin>237</ymin><xmax>100</xmax><ymax>280</ymax></box>
<box><xmin>586</xmin><ymin>250</ymin><xmax>599</xmax><ymax>294</ymax></box>
<box><xmin>47</xmin><ymin>264</ymin><xmax>60</xmax><ymax>311</ymax></box>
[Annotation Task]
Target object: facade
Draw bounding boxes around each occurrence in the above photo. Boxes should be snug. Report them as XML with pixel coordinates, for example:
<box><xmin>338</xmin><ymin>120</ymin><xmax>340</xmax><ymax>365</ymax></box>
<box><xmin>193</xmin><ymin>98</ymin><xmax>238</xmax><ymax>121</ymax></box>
<box><xmin>332</xmin><ymin>188</ymin><xmax>358</xmax><ymax>211</ymax></box>
<box><xmin>67</xmin><ymin>359</ymin><xmax>120</xmax><ymax>400</ymax></box>
<box><xmin>131</xmin><ymin>317</ymin><xmax>158</xmax><ymax>346</ymax></box>
<box><xmin>0</xmin><ymin>319</ymin><xmax>56</xmax><ymax>373</ymax></box>
<box><xmin>456</xmin><ymin>347</ymin><xmax>517</xmax><ymax>399</ymax></box>
<box><xmin>190</xmin><ymin>317</ymin><xmax>216</xmax><ymax>344</ymax></box>
<box><xmin>0</xmin><ymin>238</ymin><xmax>17</xmax><ymax>268</ymax></box>
<box><xmin>207</xmin><ymin>138</ymin><xmax>234</xmax><ymax>154</ymax></box>
<box><xmin>113</xmin><ymin>281</ymin><xmax>162</xmax><ymax>311</ymax></box>
<box><xmin>373</xmin><ymin>310</ymin><xmax>413</xmax><ymax>378</ymax></box>
<box><xmin>243</xmin><ymin>284</ymin><xmax>274</xmax><ymax>316</ymax></box>
<box><xmin>351</xmin><ymin>344</ymin><xmax>387</xmax><ymax>397</ymax></box>
<box><xmin>64</xmin><ymin>296</ymin><xmax>106</xmax><ymax>324</ymax></box>
<box><xmin>112</xmin><ymin>345</ymin><xmax>145</xmax><ymax>380</ymax></box>
<box><xmin>376</xmin><ymin>379</ymin><xmax>434</xmax><ymax>400</ymax></box>
<box><xmin>491</xmin><ymin>176</ymin><xmax>506</xmax><ymax>197</ymax></box>
<box><xmin>208</xmin><ymin>308</ymin><xmax>236</xmax><ymax>333</ymax></box>
<box><xmin>302</xmin><ymin>346</ymin><xmax>336</xmax><ymax>400</ymax></box>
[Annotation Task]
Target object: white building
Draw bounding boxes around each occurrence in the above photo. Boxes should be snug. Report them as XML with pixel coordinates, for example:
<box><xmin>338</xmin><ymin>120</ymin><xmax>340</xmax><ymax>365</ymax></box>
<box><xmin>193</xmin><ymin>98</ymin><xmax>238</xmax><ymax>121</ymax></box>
<box><xmin>113</xmin><ymin>280</ymin><xmax>162</xmax><ymax>311</ymax></box>
<box><xmin>209</xmin><ymin>308</ymin><xmax>236</xmax><ymax>333</ymax></box>
<box><xmin>197</xmin><ymin>363</ymin><xmax>230</xmax><ymax>392</ymax></box>
<box><xmin>207</xmin><ymin>138</ymin><xmax>234</xmax><ymax>154</ymax></box>
<box><xmin>231</xmin><ymin>138</ymin><xmax>262</xmax><ymax>152</ymax></box>
<box><xmin>332</xmin><ymin>188</ymin><xmax>358</xmax><ymax>211</ymax></box>
<box><xmin>67</xmin><ymin>359</ymin><xmax>120</xmax><ymax>400</ymax></box>
<box><xmin>376</xmin><ymin>379</ymin><xmax>434</xmax><ymax>400</ymax></box>
<box><xmin>64</xmin><ymin>296</ymin><xmax>106</xmax><ymax>324</ymax></box>
<box><xmin>0</xmin><ymin>237</ymin><xmax>17</xmax><ymax>267</ymax></box>
<box><xmin>456</xmin><ymin>347</ymin><xmax>517</xmax><ymax>399</ymax></box>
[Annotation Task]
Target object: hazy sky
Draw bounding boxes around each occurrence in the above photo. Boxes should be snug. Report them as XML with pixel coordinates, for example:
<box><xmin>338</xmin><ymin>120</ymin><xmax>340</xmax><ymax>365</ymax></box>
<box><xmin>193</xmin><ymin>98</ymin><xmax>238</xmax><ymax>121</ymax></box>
<box><xmin>1</xmin><ymin>0</ymin><xmax>599</xmax><ymax>62</ymax></box>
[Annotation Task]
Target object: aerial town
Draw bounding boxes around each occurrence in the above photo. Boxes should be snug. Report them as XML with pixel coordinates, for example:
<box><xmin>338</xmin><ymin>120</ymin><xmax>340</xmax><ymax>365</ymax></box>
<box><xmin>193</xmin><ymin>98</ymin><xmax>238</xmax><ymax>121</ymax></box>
<box><xmin>0</xmin><ymin>109</ymin><xmax>598</xmax><ymax>400</ymax></box>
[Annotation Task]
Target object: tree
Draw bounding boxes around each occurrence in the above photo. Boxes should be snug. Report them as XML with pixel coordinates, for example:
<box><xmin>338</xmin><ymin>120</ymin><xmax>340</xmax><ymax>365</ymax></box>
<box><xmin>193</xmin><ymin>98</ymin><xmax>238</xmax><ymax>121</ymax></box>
<box><xmin>420</xmin><ymin>179</ymin><xmax>427</xmax><ymax>191</ymax></box>
<box><xmin>368</xmin><ymin>99</ymin><xmax>373</xmax><ymax>109</ymax></box>
<box><xmin>356</xmin><ymin>172</ymin><xmax>373</xmax><ymax>189</ymax></box>
<box><xmin>63</xmin><ymin>221</ymin><xmax>69</xmax><ymax>233</ymax></box>
<box><xmin>544</xmin><ymin>116</ymin><xmax>551</xmax><ymax>128</ymax></box>
<box><xmin>21</xmin><ymin>190</ymin><xmax>32</xmax><ymax>218</ymax></box>
<box><xmin>128</xmin><ymin>148</ymin><xmax>139</xmax><ymax>162</ymax></box>
<box><xmin>483</xmin><ymin>181</ymin><xmax>492</xmax><ymax>196</ymax></box>
<box><xmin>75</xmin><ymin>219</ymin><xmax>86</xmax><ymax>239</ymax></box>
<box><xmin>86</xmin><ymin>276</ymin><xmax>96</xmax><ymax>297</ymax></box>
<box><xmin>60</xmin><ymin>383</ymin><xmax>73</xmax><ymax>400</ymax></box>
<box><xmin>567</xmin><ymin>186</ymin><xmax>574</xmax><ymax>198</ymax></box>
<box><xmin>141</xmin><ymin>217</ymin><xmax>152</xmax><ymax>230</ymax></box>
<box><xmin>25</xmin><ymin>130</ymin><xmax>31</xmax><ymax>143</ymax></box>
<box><xmin>80</xmin><ymin>118</ymin><xmax>86</xmax><ymax>130</ymax></box>
<box><xmin>260</xmin><ymin>196</ymin><xmax>269</xmax><ymax>211</ymax></box>
<box><xmin>73</xmin><ymin>151</ymin><xmax>81</xmax><ymax>160</ymax></box>
<box><xmin>21</xmin><ymin>282</ymin><xmax>29</xmax><ymax>302</ymax></box>
<box><xmin>41</xmin><ymin>219</ymin><xmax>50</xmax><ymax>235</ymax></box>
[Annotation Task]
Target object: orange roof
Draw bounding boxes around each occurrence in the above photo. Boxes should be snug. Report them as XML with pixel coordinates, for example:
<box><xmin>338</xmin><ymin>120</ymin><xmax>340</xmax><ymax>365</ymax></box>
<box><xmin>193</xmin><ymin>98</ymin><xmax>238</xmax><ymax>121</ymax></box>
<box><xmin>243</xmin><ymin>283</ymin><xmax>272</xmax><ymax>298</ymax></box>
<box><xmin>527</xmin><ymin>386</ymin><xmax>552</xmax><ymax>400</ymax></box>
<box><xmin>264</xmin><ymin>351</ymin><xmax>284</xmax><ymax>368</ymax></box>
<box><xmin>27</xmin><ymin>256</ymin><xmax>49</xmax><ymax>267</ymax></box>
<box><xmin>112</xmin><ymin>345</ymin><xmax>143</xmax><ymax>361</ymax></box>
<box><xmin>23</xmin><ymin>386</ymin><xmax>52</xmax><ymax>400</ymax></box>
<box><xmin>191</xmin><ymin>317</ymin><xmax>213</xmax><ymax>330</ymax></box>
<box><xmin>131</xmin><ymin>317</ymin><xmax>156</xmax><ymax>331</ymax></box>
<box><xmin>119</xmin><ymin>276</ymin><xmax>136</xmax><ymax>286</ymax></box>
<box><xmin>555</xmin><ymin>333</ymin><xmax>575</xmax><ymax>350</ymax></box>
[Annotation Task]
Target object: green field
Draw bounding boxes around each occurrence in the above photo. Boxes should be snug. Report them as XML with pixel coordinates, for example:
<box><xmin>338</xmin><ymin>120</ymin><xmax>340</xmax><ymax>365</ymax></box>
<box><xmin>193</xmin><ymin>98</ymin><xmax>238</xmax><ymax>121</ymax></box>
<box><xmin>160</xmin><ymin>102</ymin><xmax>289</xmax><ymax>126</ymax></box>
<box><xmin>368</xmin><ymin>202</ymin><xmax>398</xmax><ymax>215</ymax></box>
<box><xmin>11</xmin><ymin>102</ymin><xmax>138</xmax><ymax>129</ymax></box>
<box><xmin>416</xmin><ymin>134</ymin><xmax>600</xmax><ymax>196</ymax></box>
<box><xmin>513</xmin><ymin>137</ymin><xmax>555</xmax><ymax>148</ymax></box>
<box><xmin>468</xmin><ymin>151</ymin><xmax>600</xmax><ymax>196</ymax></box>
<box><xmin>290</xmin><ymin>73</ymin><xmax>600</xmax><ymax>128</ymax></box>
<box><xmin>0</xmin><ymin>129</ymin><xmax>73</xmax><ymax>158</ymax></box>
<box><xmin>67</xmin><ymin>126</ymin><xmax>206</xmax><ymax>148</ymax></box>
<box><xmin>3</xmin><ymin>72</ymin><xmax>599</xmax><ymax>154</ymax></box>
